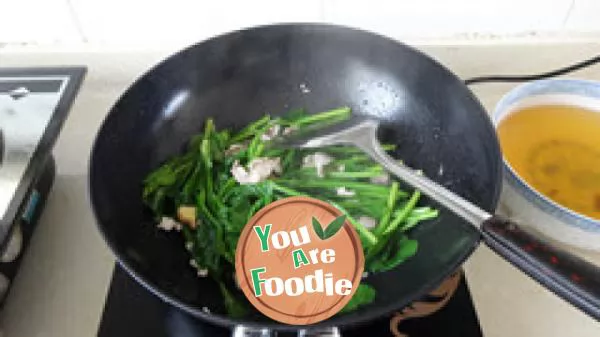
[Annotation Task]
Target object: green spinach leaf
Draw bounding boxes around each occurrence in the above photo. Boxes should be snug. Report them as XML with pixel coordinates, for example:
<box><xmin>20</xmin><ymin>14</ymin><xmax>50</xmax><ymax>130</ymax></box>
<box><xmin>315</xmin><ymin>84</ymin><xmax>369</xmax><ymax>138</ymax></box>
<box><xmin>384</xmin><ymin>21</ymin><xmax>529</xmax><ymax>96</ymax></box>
<box><xmin>340</xmin><ymin>284</ymin><xmax>376</xmax><ymax>313</ymax></box>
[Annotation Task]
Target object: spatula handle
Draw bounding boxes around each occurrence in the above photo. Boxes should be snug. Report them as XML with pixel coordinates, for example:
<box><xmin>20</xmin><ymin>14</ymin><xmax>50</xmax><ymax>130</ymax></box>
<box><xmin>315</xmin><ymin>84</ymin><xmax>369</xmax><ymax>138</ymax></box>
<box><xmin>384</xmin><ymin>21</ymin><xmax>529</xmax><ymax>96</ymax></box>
<box><xmin>349</xmin><ymin>119</ymin><xmax>600</xmax><ymax>320</ymax></box>
<box><xmin>482</xmin><ymin>215</ymin><xmax>600</xmax><ymax>321</ymax></box>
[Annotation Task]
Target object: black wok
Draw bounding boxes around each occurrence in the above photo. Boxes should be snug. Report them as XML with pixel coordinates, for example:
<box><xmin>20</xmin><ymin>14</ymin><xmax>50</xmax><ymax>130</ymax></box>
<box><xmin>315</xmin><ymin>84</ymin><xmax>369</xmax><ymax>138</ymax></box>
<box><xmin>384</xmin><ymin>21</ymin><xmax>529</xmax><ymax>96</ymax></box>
<box><xmin>89</xmin><ymin>24</ymin><xmax>600</xmax><ymax>332</ymax></box>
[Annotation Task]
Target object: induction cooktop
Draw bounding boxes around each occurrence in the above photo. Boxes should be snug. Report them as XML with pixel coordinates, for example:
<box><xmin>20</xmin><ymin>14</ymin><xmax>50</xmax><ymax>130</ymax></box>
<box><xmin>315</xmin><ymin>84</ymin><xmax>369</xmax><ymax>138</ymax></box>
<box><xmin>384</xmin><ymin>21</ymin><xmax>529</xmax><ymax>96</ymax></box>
<box><xmin>0</xmin><ymin>67</ymin><xmax>85</xmax><ymax>247</ymax></box>
<box><xmin>99</xmin><ymin>267</ymin><xmax>483</xmax><ymax>337</ymax></box>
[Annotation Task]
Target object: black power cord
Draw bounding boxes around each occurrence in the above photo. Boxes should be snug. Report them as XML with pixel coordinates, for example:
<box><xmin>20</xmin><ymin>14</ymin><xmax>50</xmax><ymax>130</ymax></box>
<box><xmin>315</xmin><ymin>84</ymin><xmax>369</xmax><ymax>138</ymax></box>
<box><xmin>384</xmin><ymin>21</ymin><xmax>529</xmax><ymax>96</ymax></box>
<box><xmin>464</xmin><ymin>54</ymin><xmax>600</xmax><ymax>85</ymax></box>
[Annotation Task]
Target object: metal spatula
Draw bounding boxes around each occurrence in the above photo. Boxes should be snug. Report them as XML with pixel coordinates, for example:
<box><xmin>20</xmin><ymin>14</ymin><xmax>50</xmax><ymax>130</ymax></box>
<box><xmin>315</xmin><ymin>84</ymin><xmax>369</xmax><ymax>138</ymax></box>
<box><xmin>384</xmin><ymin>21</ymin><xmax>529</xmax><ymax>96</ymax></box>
<box><xmin>274</xmin><ymin>116</ymin><xmax>600</xmax><ymax>322</ymax></box>
<box><xmin>276</xmin><ymin>117</ymin><xmax>490</xmax><ymax>227</ymax></box>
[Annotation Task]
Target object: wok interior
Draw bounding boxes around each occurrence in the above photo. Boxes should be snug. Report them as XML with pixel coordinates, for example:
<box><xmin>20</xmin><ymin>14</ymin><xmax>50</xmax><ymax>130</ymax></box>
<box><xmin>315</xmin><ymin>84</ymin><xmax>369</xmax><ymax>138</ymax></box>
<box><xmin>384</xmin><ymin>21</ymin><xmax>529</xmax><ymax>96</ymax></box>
<box><xmin>90</xmin><ymin>24</ymin><xmax>501</xmax><ymax>329</ymax></box>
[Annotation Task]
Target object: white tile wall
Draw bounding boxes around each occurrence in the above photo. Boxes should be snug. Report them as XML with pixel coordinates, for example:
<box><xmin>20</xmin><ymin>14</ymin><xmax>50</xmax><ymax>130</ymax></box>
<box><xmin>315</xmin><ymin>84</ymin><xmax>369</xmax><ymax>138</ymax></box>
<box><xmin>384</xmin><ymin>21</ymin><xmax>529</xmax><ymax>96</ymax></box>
<box><xmin>322</xmin><ymin>0</ymin><xmax>573</xmax><ymax>38</ymax></box>
<box><xmin>0</xmin><ymin>0</ymin><xmax>81</xmax><ymax>44</ymax></box>
<box><xmin>564</xmin><ymin>0</ymin><xmax>600</xmax><ymax>31</ymax></box>
<box><xmin>68</xmin><ymin>0</ymin><xmax>322</xmax><ymax>45</ymax></box>
<box><xmin>0</xmin><ymin>0</ymin><xmax>599</xmax><ymax>45</ymax></box>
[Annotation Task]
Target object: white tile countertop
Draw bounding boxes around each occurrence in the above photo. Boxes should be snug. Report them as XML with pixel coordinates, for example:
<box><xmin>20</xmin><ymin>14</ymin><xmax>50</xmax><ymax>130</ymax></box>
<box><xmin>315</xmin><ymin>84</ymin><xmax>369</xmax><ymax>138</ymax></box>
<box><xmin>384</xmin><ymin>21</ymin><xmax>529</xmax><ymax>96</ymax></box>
<box><xmin>1</xmin><ymin>40</ymin><xmax>600</xmax><ymax>337</ymax></box>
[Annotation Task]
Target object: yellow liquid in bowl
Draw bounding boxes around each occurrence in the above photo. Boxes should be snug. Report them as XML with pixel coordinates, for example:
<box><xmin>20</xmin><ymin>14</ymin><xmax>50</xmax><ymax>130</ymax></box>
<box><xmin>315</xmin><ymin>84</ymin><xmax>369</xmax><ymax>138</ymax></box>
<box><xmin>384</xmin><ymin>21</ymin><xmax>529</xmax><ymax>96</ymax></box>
<box><xmin>497</xmin><ymin>105</ymin><xmax>600</xmax><ymax>220</ymax></box>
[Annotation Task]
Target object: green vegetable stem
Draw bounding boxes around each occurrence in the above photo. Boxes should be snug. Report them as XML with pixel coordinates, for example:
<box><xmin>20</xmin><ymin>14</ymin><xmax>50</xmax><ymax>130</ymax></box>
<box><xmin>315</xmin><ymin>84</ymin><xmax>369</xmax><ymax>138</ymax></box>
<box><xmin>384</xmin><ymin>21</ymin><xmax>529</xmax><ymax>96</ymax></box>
<box><xmin>141</xmin><ymin>106</ymin><xmax>439</xmax><ymax>317</ymax></box>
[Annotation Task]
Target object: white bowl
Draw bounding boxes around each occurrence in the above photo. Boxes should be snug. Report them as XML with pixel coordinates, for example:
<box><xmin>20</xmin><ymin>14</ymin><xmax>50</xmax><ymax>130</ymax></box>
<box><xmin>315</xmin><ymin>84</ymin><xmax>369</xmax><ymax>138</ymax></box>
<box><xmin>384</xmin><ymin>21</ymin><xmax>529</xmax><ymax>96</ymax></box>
<box><xmin>493</xmin><ymin>79</ymin><xmax>600</xmax><ymax>251</ymax></box>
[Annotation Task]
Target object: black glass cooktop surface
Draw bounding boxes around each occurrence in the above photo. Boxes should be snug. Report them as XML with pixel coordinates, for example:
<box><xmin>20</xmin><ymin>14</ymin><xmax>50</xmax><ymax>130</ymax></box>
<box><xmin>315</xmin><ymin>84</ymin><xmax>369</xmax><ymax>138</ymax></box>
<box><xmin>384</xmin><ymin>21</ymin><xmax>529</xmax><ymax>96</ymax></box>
<box><xmin>98</xmin><ymin>266</ymin><xmax>482</xmax><ymax>337</ymax></box>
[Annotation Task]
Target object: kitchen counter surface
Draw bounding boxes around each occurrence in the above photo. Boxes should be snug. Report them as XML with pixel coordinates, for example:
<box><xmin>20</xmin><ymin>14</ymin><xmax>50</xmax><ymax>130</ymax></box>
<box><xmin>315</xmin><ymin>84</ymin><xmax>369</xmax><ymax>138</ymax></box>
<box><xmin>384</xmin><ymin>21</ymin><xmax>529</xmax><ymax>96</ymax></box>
<box><xmin>1</xmin><ymin>41</ymin><xmax>600</xmax><ymax>337</ymax></box>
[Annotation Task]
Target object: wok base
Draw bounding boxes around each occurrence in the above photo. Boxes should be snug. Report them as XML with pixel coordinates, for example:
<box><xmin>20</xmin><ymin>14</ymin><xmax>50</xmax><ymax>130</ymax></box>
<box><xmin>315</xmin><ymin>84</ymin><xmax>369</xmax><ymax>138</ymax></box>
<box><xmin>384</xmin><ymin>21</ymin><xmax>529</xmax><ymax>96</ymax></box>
<box><xmin>98</xmin><ymin>267</ymin><xmax>482</xmax><ymax>337</ymax></box>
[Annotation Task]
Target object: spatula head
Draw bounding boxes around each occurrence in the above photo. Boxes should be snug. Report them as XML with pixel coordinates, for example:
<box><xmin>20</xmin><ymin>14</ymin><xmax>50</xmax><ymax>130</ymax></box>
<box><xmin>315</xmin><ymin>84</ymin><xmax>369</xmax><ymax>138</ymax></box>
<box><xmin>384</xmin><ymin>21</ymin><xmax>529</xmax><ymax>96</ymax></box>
<box><xmin>271</xmin><ymin>116</ymin><xmax>379</xmax><ymax>149</ymax></box>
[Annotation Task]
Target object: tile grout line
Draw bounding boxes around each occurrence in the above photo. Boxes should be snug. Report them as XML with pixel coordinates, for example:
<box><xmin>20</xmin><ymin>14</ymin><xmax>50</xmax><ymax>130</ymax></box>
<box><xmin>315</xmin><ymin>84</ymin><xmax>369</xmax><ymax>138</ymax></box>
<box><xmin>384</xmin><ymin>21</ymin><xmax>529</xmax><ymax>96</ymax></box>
<box><xmin>65</xmin><ymin>0</ymin><xmax>88</xmax><ymax>43</ymax></box>
<box><xmin>562</xmin><ymin>0</ymin><xmax>577</xmax><ymax>27</ymax></box>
